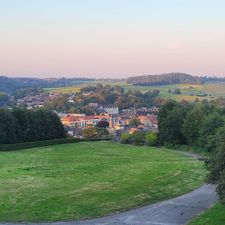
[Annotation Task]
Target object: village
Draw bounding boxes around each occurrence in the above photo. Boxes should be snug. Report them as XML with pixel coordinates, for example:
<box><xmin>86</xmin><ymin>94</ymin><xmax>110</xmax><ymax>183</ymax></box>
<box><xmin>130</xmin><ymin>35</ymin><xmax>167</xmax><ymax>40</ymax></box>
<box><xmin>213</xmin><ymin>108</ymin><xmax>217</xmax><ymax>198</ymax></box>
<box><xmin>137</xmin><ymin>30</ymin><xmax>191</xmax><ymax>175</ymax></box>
<box><xmin>59</xmin><ymin>105</ymin><xmax>158</xmax><ymax>138</ymax></box>
<box><xmin>9</xmin><ymin>86</ymin><xmax>159</xmax><ymax>139</ymax></box>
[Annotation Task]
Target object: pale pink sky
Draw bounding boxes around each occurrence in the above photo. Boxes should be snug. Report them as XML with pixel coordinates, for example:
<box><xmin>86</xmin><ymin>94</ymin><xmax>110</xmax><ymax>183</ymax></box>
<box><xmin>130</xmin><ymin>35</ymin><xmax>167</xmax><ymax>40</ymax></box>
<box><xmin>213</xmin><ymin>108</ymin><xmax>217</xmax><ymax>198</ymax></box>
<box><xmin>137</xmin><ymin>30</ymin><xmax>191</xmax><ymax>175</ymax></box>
<box><xmin>1</xmin><ymin>0</ymin><xmax>225</xmax><ymax>78</ymax></box>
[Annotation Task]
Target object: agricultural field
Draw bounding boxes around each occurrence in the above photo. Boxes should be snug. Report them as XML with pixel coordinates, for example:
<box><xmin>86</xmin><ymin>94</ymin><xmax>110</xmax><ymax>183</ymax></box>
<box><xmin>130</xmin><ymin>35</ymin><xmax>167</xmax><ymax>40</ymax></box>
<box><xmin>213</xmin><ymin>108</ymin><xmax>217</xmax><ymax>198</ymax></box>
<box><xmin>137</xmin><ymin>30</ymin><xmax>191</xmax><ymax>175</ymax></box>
<box><xmin>44</xmin><ymin>81</ymin><xmax>225</xmax><ymax>102</ymax></box>
<box><xmin>44</xmin><ymin>85</ymin><xmax>81</xmax><ymax>94</ymax></box>
<box><xmin>189</xmin><ymin>203</ymin><xmax>225</xmax><ymax>225</ymax></box>
<box><xmin>121</xmin><ymin>82</ymin><xmax>225</xmax><ymax>102</ymax></box>
<box><xmin>43</xmin><ymin>80</ymin><xmax>130</xmax><ymax>94</ymax></box>
<box><xmin>0</xmin><ymin>141</ymin><xmax>205</xmax><ymax>222</ymax></box>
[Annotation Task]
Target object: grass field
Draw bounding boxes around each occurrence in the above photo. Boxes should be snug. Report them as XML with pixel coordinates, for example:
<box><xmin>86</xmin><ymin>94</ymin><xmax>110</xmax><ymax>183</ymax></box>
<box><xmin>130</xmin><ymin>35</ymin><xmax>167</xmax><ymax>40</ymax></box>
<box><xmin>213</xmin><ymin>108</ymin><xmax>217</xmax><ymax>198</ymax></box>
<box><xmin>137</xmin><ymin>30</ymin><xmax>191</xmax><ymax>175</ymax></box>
<box><xmin>44</xmin><ymin>86</ymin><xmax>81</xmax><ymax>94</ymax></box>
<box><xmin>189</xmin><ymin>204</ymin><xmax>225</xmax><ymax>225</ymax></box>
<box><xmin>44</xmin><ymin>81</ymin><xmax>225</xmax><ymax>102</ymax></box>
<box><xmin>122</xmin><ymin>82</ymin><xmax>225</xmax><ymax>101</ymax></box>
<box><xmin>0</xmin><ymin>141</ymin><xmax>205</xmax><ymax>222</ymax></box>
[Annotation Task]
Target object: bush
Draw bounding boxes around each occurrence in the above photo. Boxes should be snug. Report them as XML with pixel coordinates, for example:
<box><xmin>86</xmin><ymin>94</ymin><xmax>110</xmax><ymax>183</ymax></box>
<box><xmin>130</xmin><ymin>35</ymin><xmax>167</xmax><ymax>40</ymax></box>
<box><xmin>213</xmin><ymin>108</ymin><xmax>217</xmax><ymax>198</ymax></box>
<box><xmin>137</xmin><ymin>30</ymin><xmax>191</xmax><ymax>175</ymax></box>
<box><xmin>145</xmin><ymin>132</ymin><xmax>157</xmax><ymax>146</ymax></box>
<box><xmin>121</xmin><ymin>133</ymin><xmax>132</xmax><ymax>144</ymax></box>
<box><xmin>83</xmin><ymin>126</ymin><xmax>110</xmax><ymax>139</ymax></box>
<box><xmin>132</xmin><ymin>131</ymin><xmax>146</xmax><ymax>146</ymax></box>
<box><xmin>121</xmin><ymin>131</ymin><xmax>158</xmax><ymax>146</ymax></box>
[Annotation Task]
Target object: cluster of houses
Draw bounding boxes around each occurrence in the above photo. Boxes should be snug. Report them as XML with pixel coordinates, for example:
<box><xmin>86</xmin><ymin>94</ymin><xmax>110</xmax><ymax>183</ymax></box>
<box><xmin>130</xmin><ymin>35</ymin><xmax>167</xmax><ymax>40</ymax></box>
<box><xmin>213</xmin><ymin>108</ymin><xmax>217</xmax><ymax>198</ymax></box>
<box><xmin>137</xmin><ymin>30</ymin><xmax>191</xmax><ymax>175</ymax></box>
<box><xmin>15</xmin><ymin>93</ymin><xmax>61</xmax><ymax>109</ymax></box>
<box><xmin>9</xmin><ymin>90</ymin><xmax>159</xmax><ymax>138</ymax></box>
<box><xmin>59</xmin><ymin>106</ymin><xmax>158</xmax><ymax>138</ymax></box>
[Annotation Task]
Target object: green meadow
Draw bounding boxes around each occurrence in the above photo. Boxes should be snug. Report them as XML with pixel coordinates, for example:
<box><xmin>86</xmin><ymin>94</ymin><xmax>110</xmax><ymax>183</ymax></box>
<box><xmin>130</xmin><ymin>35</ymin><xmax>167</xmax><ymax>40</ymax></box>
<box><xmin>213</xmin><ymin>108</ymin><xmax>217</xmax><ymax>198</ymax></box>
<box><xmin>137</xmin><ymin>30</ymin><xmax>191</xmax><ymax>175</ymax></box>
<box><xmin>0</xmin><ymin>141</ymin><xmax>205</xmax><ymax>222</ymax></box>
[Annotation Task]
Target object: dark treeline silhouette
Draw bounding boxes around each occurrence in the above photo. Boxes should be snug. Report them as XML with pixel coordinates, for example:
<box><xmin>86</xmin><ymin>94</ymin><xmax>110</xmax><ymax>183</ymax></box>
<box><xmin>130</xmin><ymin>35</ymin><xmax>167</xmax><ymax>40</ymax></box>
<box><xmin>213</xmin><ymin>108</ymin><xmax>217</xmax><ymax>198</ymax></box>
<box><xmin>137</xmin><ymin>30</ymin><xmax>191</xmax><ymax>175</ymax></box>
<box><xmin>127</xmin><ymin>73</ymin><xmax>225</xmax><ymax>86</ymax></box>
<box><xmin>0</xmin><ymin>76</ymin><xmax>94</xmax><ymax>94</ymax></box>
<box><xmin>0</xmin><ymin>108</ymin><xmax>65</xmax><ymax>144</ymax></box>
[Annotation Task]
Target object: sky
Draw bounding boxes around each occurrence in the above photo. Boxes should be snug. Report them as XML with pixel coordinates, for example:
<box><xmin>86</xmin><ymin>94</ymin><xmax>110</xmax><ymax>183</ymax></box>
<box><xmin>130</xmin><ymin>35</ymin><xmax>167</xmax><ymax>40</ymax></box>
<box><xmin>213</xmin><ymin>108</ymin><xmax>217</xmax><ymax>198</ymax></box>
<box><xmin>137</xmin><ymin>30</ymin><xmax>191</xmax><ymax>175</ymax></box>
<box><xmin>0</xmin><ymin>0</ymin><xmax>225</xmax><ymax>78</ymax></box>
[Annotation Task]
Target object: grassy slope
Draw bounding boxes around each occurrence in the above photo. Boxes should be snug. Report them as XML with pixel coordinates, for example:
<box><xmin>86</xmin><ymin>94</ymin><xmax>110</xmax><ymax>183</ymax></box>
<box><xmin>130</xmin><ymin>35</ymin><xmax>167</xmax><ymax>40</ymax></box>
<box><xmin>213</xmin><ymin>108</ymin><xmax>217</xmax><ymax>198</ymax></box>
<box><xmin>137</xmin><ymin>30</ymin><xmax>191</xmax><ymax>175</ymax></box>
<box><xmin>0</xmin><ymin>141</ymin><xmax>206</xmax><ymax>222</ymax></box>
<box><xmin>189</xmin><ymin>204</ymin><xmax>225</xmax><ymax>225</ymax></box>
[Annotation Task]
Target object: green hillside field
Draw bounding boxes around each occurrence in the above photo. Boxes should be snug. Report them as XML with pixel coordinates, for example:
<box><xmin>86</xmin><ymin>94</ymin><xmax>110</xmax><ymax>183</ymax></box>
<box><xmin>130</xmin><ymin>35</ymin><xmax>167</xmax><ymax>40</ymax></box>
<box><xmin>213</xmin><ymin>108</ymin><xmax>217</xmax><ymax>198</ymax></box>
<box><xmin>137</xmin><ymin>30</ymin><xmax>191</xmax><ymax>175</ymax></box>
<box><xmin>0</xmin><ymin>141</ymin><xmax>205</xmax><ymax>222</ymax></box>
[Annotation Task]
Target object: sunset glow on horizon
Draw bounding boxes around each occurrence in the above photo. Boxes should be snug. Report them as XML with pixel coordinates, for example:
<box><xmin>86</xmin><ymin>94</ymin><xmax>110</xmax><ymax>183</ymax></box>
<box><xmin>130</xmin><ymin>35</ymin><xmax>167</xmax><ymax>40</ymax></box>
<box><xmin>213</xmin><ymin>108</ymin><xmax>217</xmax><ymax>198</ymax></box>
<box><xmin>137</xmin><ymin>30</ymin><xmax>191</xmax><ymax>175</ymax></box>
<box><xmin>1</xmin><ymin>0</ymin><xmax>225</xmax><ymax>78</ymax></box>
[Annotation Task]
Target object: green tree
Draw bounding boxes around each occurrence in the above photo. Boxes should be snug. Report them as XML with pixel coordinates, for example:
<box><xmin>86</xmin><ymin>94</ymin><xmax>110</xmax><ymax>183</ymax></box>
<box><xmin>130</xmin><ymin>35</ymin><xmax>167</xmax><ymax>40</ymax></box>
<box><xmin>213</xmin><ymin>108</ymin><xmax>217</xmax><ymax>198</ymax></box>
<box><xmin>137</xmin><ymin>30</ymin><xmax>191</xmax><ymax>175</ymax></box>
<box><xmin>198</xmin><ymin>112</ymin><xmax>224</xmax><ymax>151</ymax></box>
<box><xmin>207</xmin><ymin>126</ymin><xmax>225</xmax><ymax>204</ymax></box>
<box><xmin>129</xmin><ymin>117</ymin><xmax>141</xmax><ymax>128</ymax></box>
<box><xmin>182</xmin><ymin>104</ymin><xmax>205</xmax><ymax>146</ymax></box>
<box><xmin>0</xmin><ymin>109</ymin><xmax>19</xmax><ymax>144</ymax></box>
<box><xmin>12</xmin><ymin>108</ymin><xmax>29</xmax><ymax>142</ymax></box>
<box><xmin>158</xmin><ymin>101</ymin><xmax>187</xmax><ymax>145</ymax></box>
<box><xmin>83</xmin><ymin>126</ymin><xmax>109</xmax><ymax>139</ymax></box>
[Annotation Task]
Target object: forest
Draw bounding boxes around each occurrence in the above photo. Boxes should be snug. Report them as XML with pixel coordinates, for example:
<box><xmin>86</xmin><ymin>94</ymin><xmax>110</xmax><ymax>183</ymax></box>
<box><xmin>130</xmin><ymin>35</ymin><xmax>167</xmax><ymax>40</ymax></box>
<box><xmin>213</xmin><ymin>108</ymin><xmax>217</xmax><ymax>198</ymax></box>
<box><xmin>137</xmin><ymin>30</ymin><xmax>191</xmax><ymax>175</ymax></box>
<box><xmin>127</xmin><ymin>73</ymin><xmax>225</xmax><ymax>86</ymax></box>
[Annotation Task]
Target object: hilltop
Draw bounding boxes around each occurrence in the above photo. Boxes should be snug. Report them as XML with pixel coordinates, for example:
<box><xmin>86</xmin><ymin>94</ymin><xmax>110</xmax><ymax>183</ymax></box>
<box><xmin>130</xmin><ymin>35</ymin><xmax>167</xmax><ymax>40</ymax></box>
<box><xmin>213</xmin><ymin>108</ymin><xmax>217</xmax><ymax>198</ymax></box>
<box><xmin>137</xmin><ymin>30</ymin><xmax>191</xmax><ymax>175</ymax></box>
<box><xmin>127</xmin><ymin>73</ymin><xmax>225</xmax><ymax>86</ymax></box>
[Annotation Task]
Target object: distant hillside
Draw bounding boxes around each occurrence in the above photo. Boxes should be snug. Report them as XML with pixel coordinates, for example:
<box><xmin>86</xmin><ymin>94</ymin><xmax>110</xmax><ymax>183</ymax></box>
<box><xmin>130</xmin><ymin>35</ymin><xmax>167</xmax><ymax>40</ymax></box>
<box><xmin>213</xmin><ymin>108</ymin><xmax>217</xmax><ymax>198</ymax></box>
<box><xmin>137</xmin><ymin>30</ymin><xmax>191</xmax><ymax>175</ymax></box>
<box><xmin>127</xmin><ymin>73</ymin><xmax>225</xmax><ymax>86</ymax></box>
<box><xmin>0</xmin><ymin>76</ymin><xmax>95</xmax><ymax>94</ymax></box>
<box><xmin>127</xmin><ymin>73</ymin><xmax>203</xmax><ymax>86</ymax></box>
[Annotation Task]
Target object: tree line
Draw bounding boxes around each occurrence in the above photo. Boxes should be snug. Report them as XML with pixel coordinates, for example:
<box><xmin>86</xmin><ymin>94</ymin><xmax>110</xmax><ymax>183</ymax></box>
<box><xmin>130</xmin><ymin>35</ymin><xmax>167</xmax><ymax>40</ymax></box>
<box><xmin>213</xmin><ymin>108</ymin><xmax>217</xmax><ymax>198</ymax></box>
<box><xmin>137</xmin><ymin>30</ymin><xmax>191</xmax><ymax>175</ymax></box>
<box><xmin>158</xmin><ymin>100</ymin><xmax>225</xmax><ymax>205</ymax></box>
<box><xmin>0</xmin><ymin>76</ymin><xmax>94</xmax><ymax>94</ymax></box>
<box><xmin>0</xmin><ymin>108</ymin><xmax>65</xmax><ymax>144</ymax></box>
<box><xmin>127</xmin><ymin>72</ymin><xmax>225</xmax><ymax>86</ymax></box>
<box><xmin>46</xmin><ymin>84</ymin><xmax>160</xmax><ymax>114</ymax></box>
<box><xmin>127</xmin><ymin>73</ymin><xmax>203</xmax><ymax>86</ymax></box>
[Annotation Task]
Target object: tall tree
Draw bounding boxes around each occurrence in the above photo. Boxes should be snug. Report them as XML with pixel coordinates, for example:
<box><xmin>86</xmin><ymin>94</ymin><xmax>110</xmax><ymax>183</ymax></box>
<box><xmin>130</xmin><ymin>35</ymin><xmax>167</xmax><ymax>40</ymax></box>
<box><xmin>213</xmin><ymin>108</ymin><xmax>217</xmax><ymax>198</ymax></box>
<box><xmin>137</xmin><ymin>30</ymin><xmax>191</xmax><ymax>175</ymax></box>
<box><xmin>182</xmin><ymin>104</ymin><xmax>205</xmax><ymax>146</ymax></box>
<box><xmin>207</xmin><ymin>126</ymin><xmax>225</xmax><ymax>204</ymax></box>
<box><xmin>158</xmin><ymin>101</ymin><xmax>185</xmax><ymax>145</ymax></box>
<box><xmin>0</xmin><ymin>109</ymin><xmax>19</xmax><ymax>144</ymax></box>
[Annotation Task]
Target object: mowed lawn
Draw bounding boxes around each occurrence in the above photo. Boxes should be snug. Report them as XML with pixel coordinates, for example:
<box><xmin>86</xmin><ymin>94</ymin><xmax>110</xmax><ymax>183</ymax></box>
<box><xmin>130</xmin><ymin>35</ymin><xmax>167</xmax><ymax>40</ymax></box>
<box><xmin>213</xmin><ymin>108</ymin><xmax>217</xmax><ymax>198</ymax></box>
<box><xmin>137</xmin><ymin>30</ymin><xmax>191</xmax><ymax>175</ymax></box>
<box><xmin>0</xmin><ymin>141</ymin><xmax>206</xmax><ymax>222</ymax></box>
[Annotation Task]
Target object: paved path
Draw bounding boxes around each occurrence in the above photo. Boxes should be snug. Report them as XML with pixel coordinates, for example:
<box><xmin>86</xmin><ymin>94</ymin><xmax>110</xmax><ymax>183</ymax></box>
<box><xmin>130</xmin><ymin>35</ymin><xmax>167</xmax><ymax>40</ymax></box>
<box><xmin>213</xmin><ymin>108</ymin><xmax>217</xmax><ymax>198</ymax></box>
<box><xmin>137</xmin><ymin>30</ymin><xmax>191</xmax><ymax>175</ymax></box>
<box><xmin>1</xmin><ymin>184</ymin><xmax>217</xmax><ymax>225</ymax></box>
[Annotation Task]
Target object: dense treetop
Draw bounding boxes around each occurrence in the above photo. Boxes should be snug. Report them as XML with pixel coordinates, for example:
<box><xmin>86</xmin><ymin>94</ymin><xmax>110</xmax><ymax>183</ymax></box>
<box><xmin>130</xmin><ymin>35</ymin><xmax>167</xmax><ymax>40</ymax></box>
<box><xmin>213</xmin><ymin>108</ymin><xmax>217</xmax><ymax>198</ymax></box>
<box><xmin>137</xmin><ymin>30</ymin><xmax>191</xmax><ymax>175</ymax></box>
<box><xmin>45</xmin><ymin>84</ymin><xmax>161</xmax><ymax>114</ymax></box>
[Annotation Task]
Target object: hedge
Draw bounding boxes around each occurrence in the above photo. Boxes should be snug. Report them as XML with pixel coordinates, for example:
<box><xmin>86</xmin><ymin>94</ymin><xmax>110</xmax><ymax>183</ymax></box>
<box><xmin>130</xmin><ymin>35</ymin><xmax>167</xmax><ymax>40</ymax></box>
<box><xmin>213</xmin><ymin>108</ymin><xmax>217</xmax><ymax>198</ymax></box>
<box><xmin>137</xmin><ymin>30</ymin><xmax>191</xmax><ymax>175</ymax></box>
<box><xmin>0</xmin><ymin>138</ymin><xmax>111</xmax><ymax>151</ymax></box>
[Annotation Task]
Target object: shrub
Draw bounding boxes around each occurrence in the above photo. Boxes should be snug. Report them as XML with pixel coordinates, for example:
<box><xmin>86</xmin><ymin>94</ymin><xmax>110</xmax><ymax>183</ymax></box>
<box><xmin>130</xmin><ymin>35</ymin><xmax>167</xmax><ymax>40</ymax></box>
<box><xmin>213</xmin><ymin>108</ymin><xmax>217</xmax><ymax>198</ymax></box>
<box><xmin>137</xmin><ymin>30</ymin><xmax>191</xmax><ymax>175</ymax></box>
<box><xmin>83</xmin><ymin>126</ymin><xmax>110</xmax><ymax>139</ymax></box>
<box><xmin>83</xmin><ymin>126</ymin><xmax>98</xmax><ymax>139</ymax></box>
<box><xmin>121</xmin><ymin>133</ymin><xmax>132</xmax><ymax>144</ymax></box>
<box><xmin>145</xmin><ymin>132</ymin><xmax>157</xmax><ymax>146</ymax></box>
<box><xmin>132</xmin><ymin>131</ymin><xmax>146</xmax><ymax>146</ymax></box>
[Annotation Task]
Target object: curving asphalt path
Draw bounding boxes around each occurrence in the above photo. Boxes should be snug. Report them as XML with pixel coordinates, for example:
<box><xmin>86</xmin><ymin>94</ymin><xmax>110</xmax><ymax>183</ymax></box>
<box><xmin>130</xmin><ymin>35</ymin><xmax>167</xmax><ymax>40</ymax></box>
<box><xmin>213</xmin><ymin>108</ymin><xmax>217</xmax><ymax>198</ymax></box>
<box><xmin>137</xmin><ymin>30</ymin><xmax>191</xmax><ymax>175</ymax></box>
<box><xmin>0</xmin><ymin>184</ymin><xmax>218</xmax><ymax>225</ymax></box>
